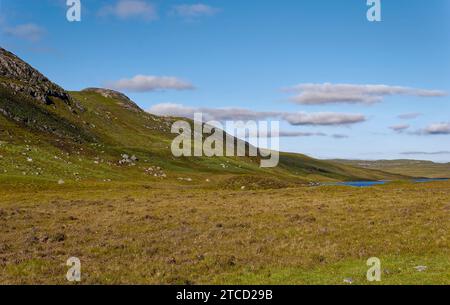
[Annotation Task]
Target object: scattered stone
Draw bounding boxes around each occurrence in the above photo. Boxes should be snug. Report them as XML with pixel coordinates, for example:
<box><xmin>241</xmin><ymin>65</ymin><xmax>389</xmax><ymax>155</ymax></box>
<box><xmin>343</xmin><ymin>278</ymin><xmax>354</xmax><ymax>284</ymax></box>
<box><xmin>414</xmin><ymin>266</ymin><xmax>427</xmax><ymax>272</ymax></box>
<box><xmin>178</xmin><ymin>177</ymin><xmax>192</xmax><ymax>182</ymax></box>
<box><xmin>145</xmin><ymin>166</ymin><xmax>166</xmax><ymax>178</ymax></box>
<box><xmin>309</xmin><ymin>182</ymin><xmax>321</xmax><ymax>187</ymax></box>
<box><xmin>119</xmin><ymin>154</ymin><xmax>138</xmax><ymax>165</ymax></box>
<box><xmin>58</xmin><ymin>179</ymin><xmax>65</xmax><ymax>185</ymax></box>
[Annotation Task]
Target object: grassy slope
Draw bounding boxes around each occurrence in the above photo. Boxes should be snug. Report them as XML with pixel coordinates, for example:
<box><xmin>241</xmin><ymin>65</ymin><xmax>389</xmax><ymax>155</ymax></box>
<box><xmin>0</xmin><ymin>85</ymin><xmax>406</xmax><ymax>185</ymax></box>
<box><xmin>1</xmin><ymin>79</ymin><xmax>448</xmax><ymax>285</ymax></box>
<box><xmin>332</xmin><ymin>159</ymin><xmax>450</xmax><ymax>179</ymax></box>
<box><xmin>1</xmin><ymin>180</ymin><xmax>448</xmax><ymax>284</ymax></box>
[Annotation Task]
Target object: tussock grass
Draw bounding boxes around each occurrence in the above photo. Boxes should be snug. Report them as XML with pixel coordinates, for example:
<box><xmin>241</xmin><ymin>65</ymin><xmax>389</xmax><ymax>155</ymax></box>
<box><xmin>1</xmin><ymin>181</ymin><xmax>448</xmax><ymax>284</ymax></box>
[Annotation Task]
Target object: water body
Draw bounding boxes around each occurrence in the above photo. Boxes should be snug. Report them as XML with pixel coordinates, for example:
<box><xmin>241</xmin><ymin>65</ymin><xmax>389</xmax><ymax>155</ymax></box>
<box><xmin>336</xmin><ymin>181</ymin><xmax>388</xmax><ymax>187</ymax></box>
<box><xmin>415</xmin><ymin>178</ymin><xmax>449</xmax><ymax>183</ymax></box>
<box><xmin>330</xmin><ymin>178</ymin><xmax>448</xmax><ymax>188</ymax></box>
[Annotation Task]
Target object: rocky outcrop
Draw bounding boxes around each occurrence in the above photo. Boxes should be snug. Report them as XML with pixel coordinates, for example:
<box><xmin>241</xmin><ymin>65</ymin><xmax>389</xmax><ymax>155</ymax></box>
<box><xmin>82</xmin><ymin>88</ymin><xmax>143</xmax><ymax>113</ymax></box>
<box><xmin>0</xmin><ymin>48</ymin><xmax>72</xmax><ymax>106</ymax></box>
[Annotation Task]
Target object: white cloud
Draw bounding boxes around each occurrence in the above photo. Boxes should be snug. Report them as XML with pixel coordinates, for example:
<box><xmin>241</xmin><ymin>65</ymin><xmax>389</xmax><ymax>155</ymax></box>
<box><xmin>421</xmin><ymin>122</ymin><xmax>450</xmax><ymax>135</ymax></box>
<box><xmin>284</xmin><ymin>112</ymin><xmax>366</xmax><ymax>126</ymax></box>
<box><xmin>389</xmin><ymin>124</ymin><xmax>410</xmax><ymax>133</ymax></box>
<box><xmin>107</xmin><ymin>75</ymin><xmax>194</xmax><ymax>92</ymax></box>
<box><xmin>4</xmin><ymin>23</ymin><xmax>45</xmax><ymax>42</ymax></box>
<box><xmin>147</xmin><ymin>104</ymin><xmax>365</xmax><ymax>138</ymax></box>
<box><xmin>99</xmin><ymin>0</ymin><xmax>157</xmax><ymax>21</ymax></box>
<box><xmin>171</xmin><ymin>4</ymin><xmax>220</xmax><ymax>18</ymax></box>
<box><xmin>148</xmin><ymin>103</ymin><xmax>197</xmax><ymax>118</ymax></box>
<box><xmin>398</xmin><ymin>112</ymin><xmax>422</xmax><ymax>120</ymax></box>
<box><xmin>285</xmin><ymin>83</ymin><xmax>447</xmax><ymax>105</ymax></box>
<box><xmin>148</xmin><ymin>103</ymin><xmax>277</xmax><ymax>121</ymax></box>
<box><xmin>147</xmin><ymin>103</ymin><xmax>366</xmax><ymax>126</ymax></box>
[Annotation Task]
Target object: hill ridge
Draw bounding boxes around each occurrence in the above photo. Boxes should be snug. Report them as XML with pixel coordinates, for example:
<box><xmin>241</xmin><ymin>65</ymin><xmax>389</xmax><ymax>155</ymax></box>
<box><xmin>0</xmin><ymin>48</ymin><xmax>74</xmax><ymax>106</ymax></box>
<box><xmin>0</xmin><ymin>47</ymin><xmax>409</xmax><ymax>184</ymax></box>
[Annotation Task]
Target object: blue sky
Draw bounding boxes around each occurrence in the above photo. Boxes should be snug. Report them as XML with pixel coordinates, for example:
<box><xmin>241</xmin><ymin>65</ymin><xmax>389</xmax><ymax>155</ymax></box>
<box><xmin>1</xmin><ymin>0</ymin><xmax>450</xmax><ymax>161</ymax></box>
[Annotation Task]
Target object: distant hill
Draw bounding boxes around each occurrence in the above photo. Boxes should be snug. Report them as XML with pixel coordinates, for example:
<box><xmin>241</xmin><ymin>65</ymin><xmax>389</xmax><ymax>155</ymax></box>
<box><xmin>0</xmin><ymin>47</ymin><xmax>407</xmax><ymax>186</ymax></box>
<box><xmin>331</xmin><ymin>159</ymin><xmax>450</xmax><ymax>178</ymax></box>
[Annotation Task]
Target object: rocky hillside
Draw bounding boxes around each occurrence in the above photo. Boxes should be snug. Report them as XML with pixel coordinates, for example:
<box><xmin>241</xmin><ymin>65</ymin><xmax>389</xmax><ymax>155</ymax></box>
<box><xmin>0</xmin><ymin>48</ymin><xmax>73</xmax><ymax>106</ymax></box>
<box><xmin>0</xmin><ymin>47</ymin><xmax>408</xmax><ymax>185</ymax></box>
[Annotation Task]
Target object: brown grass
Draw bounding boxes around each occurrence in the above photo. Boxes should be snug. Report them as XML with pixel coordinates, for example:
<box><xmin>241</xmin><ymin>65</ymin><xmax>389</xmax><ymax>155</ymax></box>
<box><xmin>0</xmin><ymin>181</ymin><xmax>449</xmax><ymax>284</ymax></box>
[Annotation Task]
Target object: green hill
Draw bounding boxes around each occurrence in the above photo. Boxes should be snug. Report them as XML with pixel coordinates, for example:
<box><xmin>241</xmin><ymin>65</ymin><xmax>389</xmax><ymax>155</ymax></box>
<box><xmin>331</xmin><ymin>159</ymin><xmax>450</xmax><ymax>179</ymax></box>
<box><xmin>0</xmin><ymin>47</ymin><xmax>406</xmax><ymax>186</ymax></box>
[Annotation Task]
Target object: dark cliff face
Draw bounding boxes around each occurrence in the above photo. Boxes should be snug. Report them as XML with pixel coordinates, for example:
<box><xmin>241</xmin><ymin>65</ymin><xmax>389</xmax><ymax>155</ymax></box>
<box><xmin>0</xmin><ymin>48</ymin><xmax>72</xmax><ymax>105</ymax></box>
<box><xmin>0</xmin><ymin>47</ymin><xmax>93</xmax><ymax>141</ymax></box>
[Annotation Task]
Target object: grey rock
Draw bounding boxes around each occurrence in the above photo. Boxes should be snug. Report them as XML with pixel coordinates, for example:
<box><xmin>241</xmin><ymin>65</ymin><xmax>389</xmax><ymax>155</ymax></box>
<box><xmin>414</xmin><ymin>266</ymin><xmax>427</xmax><ymax>272</ymax></box>
<box><xmin>343</xmin><ymin>278</ymin><xmax>354</xmax><ymax>284</ymax></box>
<box><xmin>0</xmin><ymin>48</ymin><xmax>79</xmax><ymax>108</ymax></box>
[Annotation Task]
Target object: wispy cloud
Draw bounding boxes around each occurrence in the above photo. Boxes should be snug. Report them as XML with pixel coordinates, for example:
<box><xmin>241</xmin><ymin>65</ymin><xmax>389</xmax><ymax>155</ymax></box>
<box><xmin>285</xmin><ymin>83</ymin><xmax>447</xmax><ymax>105</ymax></box>
<box><xmin>332</xmin><ymin>134</ymin><xmax>349</xmax><ymax>139</ymax></box>
<box><xmin>284</xmin><ymin>112</ymin><xmax>366</xmax><ymax>126</ymax></box>
<box><xmin>278</xmin><ymin>131</ymin><xmax>326</xmax><ymax>138</ymax></box>
<box><xmin>147</xmin><ymin>103</ymin><xmax>366</xmax><ymax>126</ymax></box>
<box><xmin>389</xmin><ymin>124</ymin><xmax>410</xmax><ymax>133</ymax></box>
<box><xmin>4</xmin><ymin>23</ymin><xmax>46</xmax><ymax>42</ymax></box>
<box><xmin>106</xmin><ymin>75</ymin><xmax>194</xmax><ymax>92</ymax></box>
<box><xmin>99</xmin><ymin>0</ymin><xmax>158</xmax><ymax>21</ymax></box>
<box><xmin>170</xmin><ymin>4</ymin><xmax>220</xmax><ymax>19</ymax></box>
<box><xmin>398</xmin><ymin>112</ymin><xmax>422</xmax><ymax>120</ymax></box>
<box><xmin>147</xmin><ymin>103</ymin><xmax>277</xmax><ymax>121</ymax></box>
<box><xmin>401</xmin><ymin>151</ymin><xmax>450</xmax><ymax>155</ymax></box>
<box><xmin>243</xmin><ymin>130</ymin><xmax>327</xmax><ymax>138</ymax></box>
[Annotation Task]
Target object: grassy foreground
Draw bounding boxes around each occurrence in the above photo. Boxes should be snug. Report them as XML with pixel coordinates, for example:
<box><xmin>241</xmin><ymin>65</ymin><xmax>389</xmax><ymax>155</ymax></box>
<box><xmin>0</xmin><ymin>180</ymin><xmax>448</xmax><ymax>284</ymax></box>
